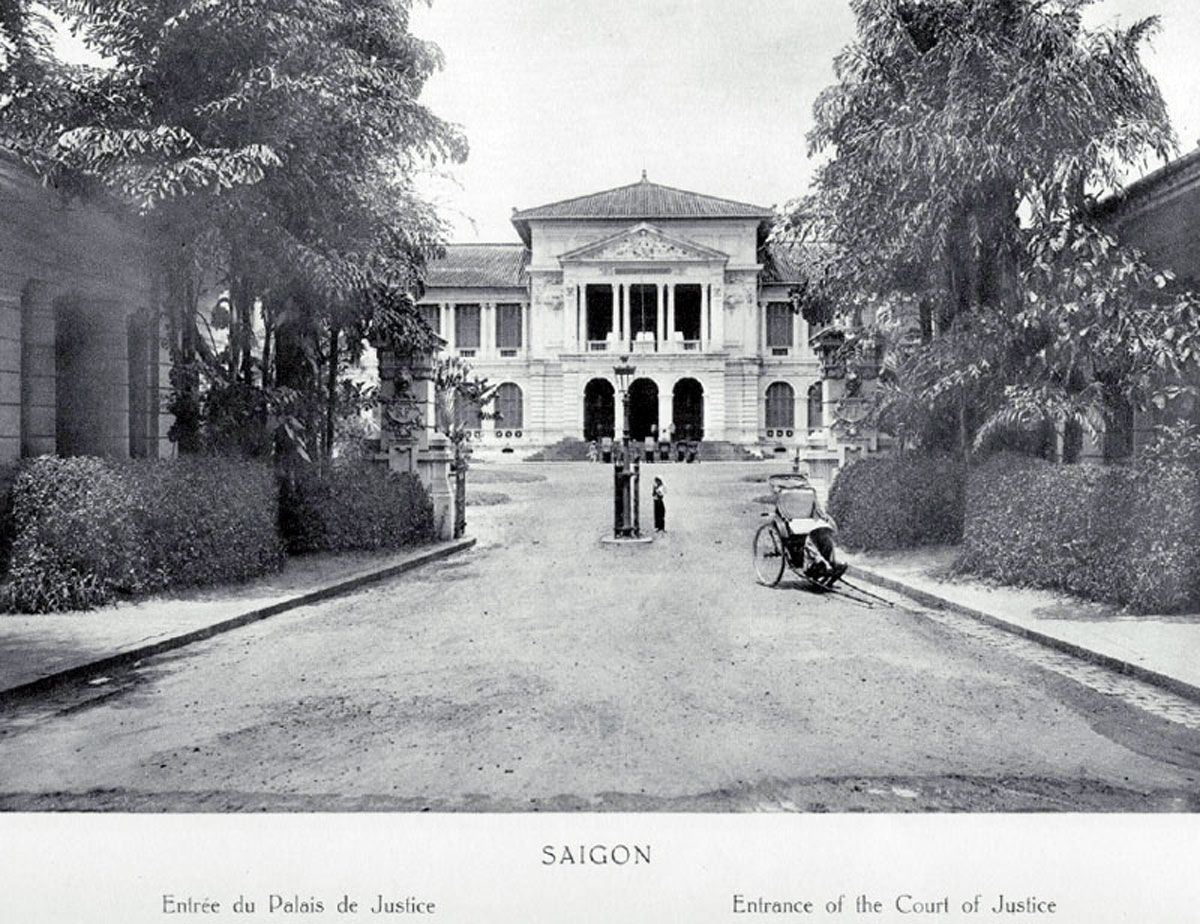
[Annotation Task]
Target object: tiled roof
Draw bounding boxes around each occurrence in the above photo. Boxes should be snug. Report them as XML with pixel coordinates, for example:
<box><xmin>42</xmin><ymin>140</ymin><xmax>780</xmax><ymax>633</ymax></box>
<box><xmin>1093</xmin><ymin>147</ymin><xmax>1200</xmax><ymax>224</ymax></box>
<box><xmin>510</xmin><ymin>174</ymin><xmax>772</xmax><ymax>243</ymax></box>
<box><xmin>423</xmin><ymin>244</ymin><xmax>529</xmax><ymax>289</ymax></box>
<box><xmin>759</xmin><ymin>242</ymin><xmax>827</xmax><ymax>284</ymax></box>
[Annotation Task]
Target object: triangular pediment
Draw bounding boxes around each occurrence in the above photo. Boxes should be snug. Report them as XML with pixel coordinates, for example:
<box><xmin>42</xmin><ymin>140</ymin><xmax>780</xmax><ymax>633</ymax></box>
<box><xmin>559</xmin><ymin>223</ymin><xmax>729</xmax><ymax>264</ymax></box>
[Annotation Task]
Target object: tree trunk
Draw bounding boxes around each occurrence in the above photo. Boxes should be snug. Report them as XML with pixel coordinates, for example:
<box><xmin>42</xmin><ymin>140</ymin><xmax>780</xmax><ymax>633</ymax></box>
<box><xmin>227</xmin><ymin>252</ymin><xmax>239</xmax><ymax>385</ymax></box>
<box><xmin>261</xmin><ymin>295</ymin><xmax>274</xmax><ymax>389</ymax></box>
<box><xmin>325</xmin><ymin>324</ymin><xmax>340</xmax><ymax>463</ymax></box>
<box><xmin>975</xmin><ymin>178</ymin><xmax>1019</xmax><ymax>309</ymax></box>
<box><xmin>228</xmin><ymin>246</ymin><xmax>256</xmax><ymax>385</ymax></box>
<box><xmin>958</xmin><ymin>393</ymin><xmax>971</xmax><ymax>464</ymax></box>
<box><xmin>165</xmin><ymin>246</ymin><xmax>202</xmax><ymax>454</ymax></box>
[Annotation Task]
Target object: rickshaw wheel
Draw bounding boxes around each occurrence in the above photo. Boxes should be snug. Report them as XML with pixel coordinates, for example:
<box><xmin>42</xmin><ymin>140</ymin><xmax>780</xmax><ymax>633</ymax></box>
<box><xmin>753</xmin><ymin>522</ymin><xmax>786</xmax><ymax>587</ymax></box>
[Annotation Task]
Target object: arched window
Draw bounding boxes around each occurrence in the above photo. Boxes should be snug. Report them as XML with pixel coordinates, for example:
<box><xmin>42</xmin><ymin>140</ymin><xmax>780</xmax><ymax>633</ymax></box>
<box><xmin>765</xmin><ymin>382</ymin><xmax>795</xmax><ymax>430</ymax></box>
<box><xmin>494</xmin><ymin>382</ymin><xmax>523</xmax><ymax>430</ymax></box>
<box><xmin>454</xmin><ymin>393</ymin><xmax>482</xmax><ymax>430</ymax></box>
<box><xmin>807</xmin><ymin>382</ymin><xmax>824</xmax><ymax>431</ymax></box>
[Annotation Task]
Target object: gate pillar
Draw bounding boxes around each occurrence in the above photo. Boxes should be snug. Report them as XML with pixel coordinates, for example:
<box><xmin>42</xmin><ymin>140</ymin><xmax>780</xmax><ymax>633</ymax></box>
<box><xmin>375</xmin><ymin>342</ymin><xmax>453</xmax><ymax>540</ymax></box>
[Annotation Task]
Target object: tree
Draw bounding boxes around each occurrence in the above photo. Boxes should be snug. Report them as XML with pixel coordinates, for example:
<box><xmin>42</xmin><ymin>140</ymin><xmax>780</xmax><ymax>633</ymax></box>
<box><xmin>430</xmin><ymin>355</ymin><xmax>495</xmax><ymax>540</ymax></box>
<box><xmin>2</xmin><ymin>0</ymin><xmax>464</xmax><ymax>462</ymax></box>
<box><xmin>432</xmin><ymin>355</ymin><xmax>497</xmax><ymax>447</ymax></box>
<box><xmin>781</xmin><ymin>0</ymin><xmax>1194</xmax><ymax>457</ymax></box>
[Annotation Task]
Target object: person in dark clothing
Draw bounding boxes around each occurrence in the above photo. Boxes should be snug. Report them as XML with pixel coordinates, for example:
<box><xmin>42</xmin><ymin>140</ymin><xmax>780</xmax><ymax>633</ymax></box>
<box><xmin>652</xmin><ymin>477</ymin><xmax>666</xmax><ymax>532</ymax></box>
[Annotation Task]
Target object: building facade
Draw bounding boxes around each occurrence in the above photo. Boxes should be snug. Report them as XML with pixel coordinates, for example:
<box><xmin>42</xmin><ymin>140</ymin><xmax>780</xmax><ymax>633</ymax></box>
<box><xmin>419</xmin><ymin>174</ymin><xmax>877</xmax><ymax>471</ymax></box>
<box><xmin>1095</xmin><ymin>146</ymin><xmax>1200</xmax><ymax>457</ymax></box>
<box><xmin>0</xmin><ymin>152</ymin><xmax>171</xmax><ymax>463</ymax></box>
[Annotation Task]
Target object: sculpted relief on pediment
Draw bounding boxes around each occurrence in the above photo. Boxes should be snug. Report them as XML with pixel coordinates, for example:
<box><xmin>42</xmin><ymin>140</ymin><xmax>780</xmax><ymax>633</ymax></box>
<box><xmin>594</xmin><ymin>230</ymin><xmax>701</xmax><ymax>261</ymax></box>
<box><xmin>563</xmin><ymin>224</ymin><xmax>727</xmax><ymax>264</ymax></box>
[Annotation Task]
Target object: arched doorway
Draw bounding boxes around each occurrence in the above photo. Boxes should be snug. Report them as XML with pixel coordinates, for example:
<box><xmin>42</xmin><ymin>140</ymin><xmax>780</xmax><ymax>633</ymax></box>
<box><xmin>583</xmin><ymin>378</ymin><xmax>614</xmax><ymax>441</ymax></box>
<box><xmin>627</xmin><ymin>378</ymin><xmax>659</xmax><ymax>441</ymax></box>
<box><xmin>673</xmin><ymin>377</ymin><xmax>704</xmax><ymax>442</ymax></box>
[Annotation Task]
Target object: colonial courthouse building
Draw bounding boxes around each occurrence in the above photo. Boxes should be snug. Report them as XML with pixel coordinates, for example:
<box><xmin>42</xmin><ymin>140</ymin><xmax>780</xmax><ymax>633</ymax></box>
<box><xmin>420</xmin><ymin>174</ymin><xmax>854</xmax><ymax>464</ymax></box>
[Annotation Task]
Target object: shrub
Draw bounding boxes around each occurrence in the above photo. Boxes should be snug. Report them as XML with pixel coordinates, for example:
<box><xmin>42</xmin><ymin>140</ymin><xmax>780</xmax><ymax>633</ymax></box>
<box><xmin>0</xmin><ymin>461</ymin><xmax>23</xmax><ymax>572</ymax></box>
<box><xmin>955</xmin><ymin>455</ymin><xmax>1200</xmax><ymax>613</ymax></box>
<box><xmin>828</xmin><ymin>453</ymin><xmax>967</xmax><ymax>550</ymax></box>
<box><xmin>2</xmin><ymin>457</ymin><xmax>149</xmax><ymax>611</ymax></box>
<box><xmin>1</xmin><ymin>456</ymin><xmax>285</xmax><ymax>613</ymax></box>
<box><xmin>279</xmin><ymin>462</ymin><xmax>434</xmax><ymax>553</ymax></box>
<box><xmin>129</xmin><ymin>457</ymin><xmax>286</xmax><ymax>588</ymax></box>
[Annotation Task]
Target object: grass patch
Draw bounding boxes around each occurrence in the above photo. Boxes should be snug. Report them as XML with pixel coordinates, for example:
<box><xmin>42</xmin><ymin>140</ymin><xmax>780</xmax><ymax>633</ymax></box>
<box><xmin>468</xmin><ymin>468</ymin><xmax>547</xmax><ymax>484</ymax></box>
<box><xmin>467</xmin><ymin>491</ymin><xmax>511</xmax><ymax>506</ymax></box>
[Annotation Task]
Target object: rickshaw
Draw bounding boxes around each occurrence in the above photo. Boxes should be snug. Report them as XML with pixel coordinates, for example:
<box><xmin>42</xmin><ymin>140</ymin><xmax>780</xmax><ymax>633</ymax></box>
<box><xmin>752</xmin><ymin>473</ymin><xmax>892</xmax><ymax>608</ymax></box>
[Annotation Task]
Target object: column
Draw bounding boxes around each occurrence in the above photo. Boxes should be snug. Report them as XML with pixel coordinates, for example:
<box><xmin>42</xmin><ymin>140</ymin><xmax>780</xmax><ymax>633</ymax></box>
<box><xmin>620</xmin><ymin>284</ymin><xmax>631</xmax><ymax>350</ymax></box>
<box><xmin>610</xmin><ymin>283</ymin><xmax>619</xmax><ymax>345</ymax></box>
<box><xmin>579</xmin><ymin>284</ymin><xmax>587</xmax><ymax>350</ymax></box>
<box><xmin>666</xmin><ymin>284</ymin><xmax>676</xmax><ymax>350</ymax></box>
<box><xmin>658</xmin><ymin>386</ymin><xmax>672</xmax><ymax>438</ymax></box>
<box><xmin>701</xmin><ymin>284</ymin><xmax>710</xmax><ymax>351</ymax></box>
<box><xmin>711</xmin><ymin>277</ymin><xmax>725</xmax><ymax>349</ymax></box>
<box><xmin>525</xmin><ymin>301</ymin><xmax>533</xmax><ymax>357</ymax></box>
<box><xmin>656</xmin><ymin>283</ymin><xmax>665</xmax><ymax>346</ymax></box>
<box><xmin>483</xmin><ymin>301</ymin><xmax>494</xmax><ymax>357</ymax></box>
<box><xmin>442</xmin><ymin>303</ymin><xmax>454</xmax><ymax>352</ymax></box>
<box><xmin>20</xmin><ymin>279</ymin><xmax>56</xmax><ymax>457</ymax></box>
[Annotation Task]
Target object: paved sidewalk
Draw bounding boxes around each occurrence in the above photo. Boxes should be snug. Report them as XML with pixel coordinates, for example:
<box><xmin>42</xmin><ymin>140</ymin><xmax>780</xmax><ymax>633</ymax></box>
<box><xmin>848</xmin><ymin>546</ymin><xmax>1200</xmax><ymax>703</ymax></box>
<box><xmin>0</xmin><ymin>537</ymin><xmax>475</xmax><ymax>702</ymax></box>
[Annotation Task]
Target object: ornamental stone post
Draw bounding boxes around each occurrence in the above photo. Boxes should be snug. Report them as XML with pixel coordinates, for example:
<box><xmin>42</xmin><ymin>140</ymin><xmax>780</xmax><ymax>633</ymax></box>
<box><xmin>374</xmin><ymin>339</ymin><xmax>453</xmax><ymax>540</ymax></box>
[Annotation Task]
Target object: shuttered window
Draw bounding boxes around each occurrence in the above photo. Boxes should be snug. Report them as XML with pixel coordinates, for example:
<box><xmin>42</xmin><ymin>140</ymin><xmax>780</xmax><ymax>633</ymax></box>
<box><xmin>496</xmin><ymin>303</ymin><xmax>522</xmax><ymax>350</ymax></box>
<box><xmin>765</xmin><ymin>382</ymin><xmax>795</xmax><ymax>429</ymax></box>
<box><xmin>418</xmin><ymin>304</ymin><xmax>440</xmax><ymax>335</ymax></box>
<box><xmin>766</xmin><ymin>303</ymin><xmax>793</xmax><ymax>349</ymax></box>
<box><xmin>494</xmin><ymin>382</ymin><xmax>523</xmax><ymax>429</ymax></box>
<box><xmin>455</xmin><ymin>303</ymin><xmax>481</xmax><ymax>349</ymax></box>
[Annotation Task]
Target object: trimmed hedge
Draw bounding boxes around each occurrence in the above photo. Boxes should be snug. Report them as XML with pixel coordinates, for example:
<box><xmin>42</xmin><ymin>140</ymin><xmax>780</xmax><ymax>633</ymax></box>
<box><xmin>3</xmin><ymin>457</ymin><xmax>148</xmax><ymax>611</ymax></box>
<box><xmin>129</xmin><ymin>458</ymin><xmax>286</xmax><ymax>588</ymax></box>
<box><xmin>828</xmin><ymin>453</ymin><xmax>967</xmax><ymax>550</ymax></box>
<box><xmin>279</xmin><ymin>462</ymin><xmax>434</xmax><ymax>553</ymax></box>
<box><xmin>954</xmin><ymin>454</ymin><xmax>1200</xmax><ymax>613</ymax></box>
<box><xmin>1</xmin><ymin>456</ymin><xmax>285</xmax><ymax>613</ymax></box>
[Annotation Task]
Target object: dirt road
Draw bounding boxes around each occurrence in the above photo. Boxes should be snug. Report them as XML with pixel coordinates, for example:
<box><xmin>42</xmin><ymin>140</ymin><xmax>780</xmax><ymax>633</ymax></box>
<box><xmin>2</xmin><ymin>462</ymin><xmax>1198</xmax><ymax>811</ymax></box>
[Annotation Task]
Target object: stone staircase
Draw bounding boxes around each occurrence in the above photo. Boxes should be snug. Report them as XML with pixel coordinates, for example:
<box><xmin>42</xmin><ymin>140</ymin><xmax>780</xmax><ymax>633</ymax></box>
<box><xmin>524</xmin><ymin>438</ymin><xmax>768</xmax><ymax>463</ymax></box>
<box><xmin>696</xmin><ymin>440</ymin><xmax>764</xmax><ymax>462</ymax></box>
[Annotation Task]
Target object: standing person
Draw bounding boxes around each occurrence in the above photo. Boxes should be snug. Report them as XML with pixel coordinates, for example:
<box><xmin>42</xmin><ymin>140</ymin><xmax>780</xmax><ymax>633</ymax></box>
<box><xmin>652</xmin><ymin>477</ymin><xmax>666</xmax><ymax>533</ymax></box>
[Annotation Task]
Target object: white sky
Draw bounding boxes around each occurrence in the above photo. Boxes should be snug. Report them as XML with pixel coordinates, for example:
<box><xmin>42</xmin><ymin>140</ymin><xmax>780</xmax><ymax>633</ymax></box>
<box><xmin>46</xmin><ymin>1</ymin><xmax>1200</xmax><ymax>243</ymax></box>
<box><xmin>410</xmin><ymin>0</ymin><xmax>1200</xmax><ymax>241</ymax></box>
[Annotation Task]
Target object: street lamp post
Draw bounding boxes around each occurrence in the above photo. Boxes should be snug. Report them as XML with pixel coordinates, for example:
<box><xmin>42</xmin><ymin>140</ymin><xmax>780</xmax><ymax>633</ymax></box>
<box><xmin>612</xmin><ymin>357</ymin><xmax>640</xmax><ymax>539</ymax></box>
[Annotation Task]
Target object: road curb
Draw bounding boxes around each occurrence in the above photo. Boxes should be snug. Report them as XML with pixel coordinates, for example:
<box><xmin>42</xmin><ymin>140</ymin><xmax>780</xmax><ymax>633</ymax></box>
<box><xmin>0</xmin><ymin>537</ymin><xmax>477</xmax><ymax>707</ymax></box>
<box><xmin>848</xmin><ymin>564</ymin><xmax>1200</xmax><ymax>707</ymax></box>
